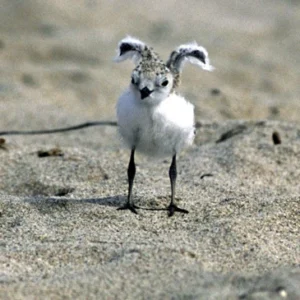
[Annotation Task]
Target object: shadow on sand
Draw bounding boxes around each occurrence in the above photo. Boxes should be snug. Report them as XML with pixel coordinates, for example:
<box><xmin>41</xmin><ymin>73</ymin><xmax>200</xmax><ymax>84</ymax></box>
<box><xmin>24</xmin><ymin>195</ymin><xmax>169</xmax><ymax>213</ymax></box>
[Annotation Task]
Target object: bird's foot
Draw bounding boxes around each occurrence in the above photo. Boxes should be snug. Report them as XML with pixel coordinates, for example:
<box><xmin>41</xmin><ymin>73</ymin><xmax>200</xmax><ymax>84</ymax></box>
<box><xmin>117</xmin><ymin>202</ymin><xmax>139</xmax><ymax>214</ymax></box>
<box><xmin>167</xmin><ymin>203</ymin><xmax>189</xmax><ymax>217</ymax></box>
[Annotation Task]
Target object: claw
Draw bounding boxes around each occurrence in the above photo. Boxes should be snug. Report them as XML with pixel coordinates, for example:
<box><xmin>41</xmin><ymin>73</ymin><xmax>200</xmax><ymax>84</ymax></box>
<box><xmin>117</xmin><ymin>202</ymin><xmax>139</xmax><ymax>214</ymax></box>
<box><xmin>167</xmin><ymin>203</ymin><xmax>189</xmax><ymax>217</ymax></box>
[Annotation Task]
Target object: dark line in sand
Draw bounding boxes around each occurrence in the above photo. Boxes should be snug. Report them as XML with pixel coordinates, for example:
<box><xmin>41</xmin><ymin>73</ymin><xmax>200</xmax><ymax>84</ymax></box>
<box><xmin>0</xmin><ymin>121</ymin><xmax>118</xmax><ymax>136</ymax></box>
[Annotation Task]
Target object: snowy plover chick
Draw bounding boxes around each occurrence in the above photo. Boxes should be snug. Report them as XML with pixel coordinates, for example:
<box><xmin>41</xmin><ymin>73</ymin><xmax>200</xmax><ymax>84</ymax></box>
<box><xmin>115</xmin><ymin>36</ymin><xmax>213</xmax><ymax>217</ymax></box>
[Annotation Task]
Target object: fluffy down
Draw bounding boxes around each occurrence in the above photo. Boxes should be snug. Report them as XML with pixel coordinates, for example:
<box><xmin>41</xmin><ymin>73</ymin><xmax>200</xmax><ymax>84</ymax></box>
<box><xmin>117</xmin><ymin>89</ymin><xmax>195</xmax><ymax>157</ymax></box>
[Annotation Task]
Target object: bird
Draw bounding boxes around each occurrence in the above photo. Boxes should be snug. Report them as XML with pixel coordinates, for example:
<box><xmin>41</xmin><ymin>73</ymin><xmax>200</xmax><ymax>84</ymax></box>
<box><xmin>115</xmin><ymin>36</ymin><xmax>213</xmax><ymax>217</ymax></box>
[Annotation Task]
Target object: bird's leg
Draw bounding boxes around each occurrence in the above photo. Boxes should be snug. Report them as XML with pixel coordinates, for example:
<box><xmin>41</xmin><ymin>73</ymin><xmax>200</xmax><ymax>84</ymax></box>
<box><xmin>118</xmin><ymin>149</ymin><xmax>138</xmax><ymax>214</ymax></box>
<box><xmin>167</xmin><ymin>154</ymin><xmax>189</xmax><ymax>217</ymax></box>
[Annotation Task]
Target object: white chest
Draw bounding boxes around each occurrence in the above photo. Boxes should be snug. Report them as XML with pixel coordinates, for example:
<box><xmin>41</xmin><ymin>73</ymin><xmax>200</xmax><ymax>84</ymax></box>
<box><xmin>117</xmin><ymin>89</ymin><xmax>195</xmax><ymax>157</ymax></box>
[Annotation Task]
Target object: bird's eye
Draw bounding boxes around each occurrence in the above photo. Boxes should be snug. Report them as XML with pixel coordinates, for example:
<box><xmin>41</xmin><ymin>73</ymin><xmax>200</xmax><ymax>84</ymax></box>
<box><xmin>161</xmin><ymin>80</ymin><xmax>169</xmax><ymax>87</ymax></box>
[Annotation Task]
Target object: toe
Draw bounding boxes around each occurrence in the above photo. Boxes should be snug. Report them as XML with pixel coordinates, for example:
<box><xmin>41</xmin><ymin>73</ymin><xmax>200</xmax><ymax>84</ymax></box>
<box><xmin>167</xmin><ymin>204</ymin><xmax>189</xmax><ymax>217</ymax></box>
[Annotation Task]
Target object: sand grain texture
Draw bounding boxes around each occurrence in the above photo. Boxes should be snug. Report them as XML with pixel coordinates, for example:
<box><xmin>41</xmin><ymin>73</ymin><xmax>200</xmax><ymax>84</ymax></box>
<box><xmin>1</xmin><ymin>1</ymin><xmax>300</xmax><ymax>299</ymax></box>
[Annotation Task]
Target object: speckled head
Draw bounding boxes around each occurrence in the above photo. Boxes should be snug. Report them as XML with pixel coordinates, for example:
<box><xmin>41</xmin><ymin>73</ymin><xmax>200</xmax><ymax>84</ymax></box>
<box><xmin>115</xmin><ymin>36</ymin><xmax>214</xmax><ymax>100</ymax></box>
<box><xmin>137</xmin><ymin>48</ymin><xmax>167</xmax><ymax>75</ymax></box>
<box><xmin>128</xmin><ymin>46</ymin><xmax>175</xmax><ymax>102</ymax></box>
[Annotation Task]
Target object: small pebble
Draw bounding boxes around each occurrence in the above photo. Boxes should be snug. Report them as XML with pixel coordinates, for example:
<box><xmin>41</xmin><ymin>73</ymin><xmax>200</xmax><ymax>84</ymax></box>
<box><xmin>272</xmin><ymin>131</ymin><xmax>281</xmax><ymax>145</ymax></box>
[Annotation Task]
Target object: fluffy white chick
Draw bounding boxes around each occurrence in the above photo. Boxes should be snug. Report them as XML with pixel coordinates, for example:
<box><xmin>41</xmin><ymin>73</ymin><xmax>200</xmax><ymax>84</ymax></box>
<box><xmin>115</xmin><ymin>36</ymin><xmax>213</xmax><ymax>216</ymax></box>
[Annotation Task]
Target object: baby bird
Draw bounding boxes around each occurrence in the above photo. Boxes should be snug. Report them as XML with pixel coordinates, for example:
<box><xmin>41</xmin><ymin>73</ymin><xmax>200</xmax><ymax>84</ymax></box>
<box><xmin>115</xmin><ymin>36</ymin><xmax>213</xmax><ymax>217</ymax></box>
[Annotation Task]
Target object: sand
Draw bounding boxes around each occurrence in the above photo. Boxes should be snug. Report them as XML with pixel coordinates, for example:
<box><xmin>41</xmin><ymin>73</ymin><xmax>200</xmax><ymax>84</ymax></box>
<box><xmin>0</xmin><ymin>1</ymin><xmax>299</xmax><ymax>299</ymax></box>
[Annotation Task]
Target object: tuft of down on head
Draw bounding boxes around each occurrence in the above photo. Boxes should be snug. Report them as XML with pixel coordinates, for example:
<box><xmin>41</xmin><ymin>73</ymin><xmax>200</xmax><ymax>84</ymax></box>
<box><xmin>115</xmin><ymin>37</ymin><xmax>214</xmax><ymax>91</ymax></box>
<box><xmin>114</xmin><ymin>36</ymin><xmax>147</xmax><ymax>65</ymax></box>
<box><xmin>166</xmin><ymin>42</ymin><xmax>214</xmax><ymax>73</ymax></box>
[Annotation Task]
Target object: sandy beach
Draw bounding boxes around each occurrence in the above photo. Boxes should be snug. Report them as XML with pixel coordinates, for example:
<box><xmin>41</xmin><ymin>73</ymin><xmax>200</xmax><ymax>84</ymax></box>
<box><xmin>1</xmin><ymin>1</ymin><xmax>299</xmax><ymax>299</ymax></box>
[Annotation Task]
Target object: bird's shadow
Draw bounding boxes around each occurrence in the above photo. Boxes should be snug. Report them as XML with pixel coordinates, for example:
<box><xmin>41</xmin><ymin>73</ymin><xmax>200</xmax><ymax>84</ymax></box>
<box><xmin>25</xmin><ymin>195</ymin><xmax>169</xmax><ymax>213</ymax></box>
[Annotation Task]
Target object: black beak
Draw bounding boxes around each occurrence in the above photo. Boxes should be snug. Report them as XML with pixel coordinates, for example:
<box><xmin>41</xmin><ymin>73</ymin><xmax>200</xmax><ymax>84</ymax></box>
<box><xmin>140</xmin><ymin>87</ymin><xmax>153</xmax><ymax>99</ymax></box>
